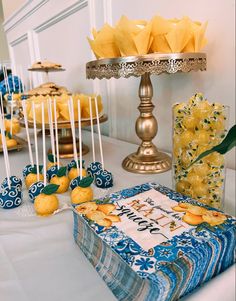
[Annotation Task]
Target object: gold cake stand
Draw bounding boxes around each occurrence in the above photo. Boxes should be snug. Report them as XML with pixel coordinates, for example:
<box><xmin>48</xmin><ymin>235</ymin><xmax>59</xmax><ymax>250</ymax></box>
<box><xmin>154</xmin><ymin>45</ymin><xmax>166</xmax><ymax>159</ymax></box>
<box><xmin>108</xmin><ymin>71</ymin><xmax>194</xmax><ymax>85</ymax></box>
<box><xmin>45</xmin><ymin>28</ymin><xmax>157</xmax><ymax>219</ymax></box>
<box><xmin>86</xmin><ymin>52</ymin><xmax>207</xmax><ymax>174</ymax></box>
<box><xmin>19</xmin><ymin>114</ymin><xmax>108</xmax><ymax>158</ymax></box>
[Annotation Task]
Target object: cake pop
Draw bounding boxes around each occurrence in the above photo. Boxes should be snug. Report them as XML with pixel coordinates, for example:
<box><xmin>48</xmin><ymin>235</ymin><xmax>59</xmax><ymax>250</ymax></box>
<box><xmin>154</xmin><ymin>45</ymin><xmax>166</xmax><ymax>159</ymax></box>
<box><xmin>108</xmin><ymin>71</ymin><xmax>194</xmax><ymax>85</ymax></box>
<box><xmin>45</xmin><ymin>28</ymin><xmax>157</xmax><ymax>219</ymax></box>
<box><xmin>47</xmin><ymin>98</ymin><xmax>58</xmax><ymax>170</ymax></box>
<box><xmin>0</xmin><ymin>107</ymin><xmax>22</xmax><ymax>209</ymax></box>
<box><xmin>34</xmin><ymin>184</ymin><xmax>59</xmax><ymax>216</ymax></box>
<box><xmin>28</xmin><ymin>181</ymin><xmax>45</xmax><ymax>203</ymax></box>
<box><xmin>88</xmin><ymin>96</ymin><xmax>113</xmax><ymax>188</ymax></box>
<box><xmin>70</xmin><ymin>176</ymin><xmax>94</xmax><ymax>205</ymax></box>
<box><xmin>50</xmin><ymin>166</ymin><xmax>70</xmax><ymax>193</ymax></box>
<box><xmin>1</xmin><ymin>175</ymin><xmax>22</xmax><ymax>190</ymax></box>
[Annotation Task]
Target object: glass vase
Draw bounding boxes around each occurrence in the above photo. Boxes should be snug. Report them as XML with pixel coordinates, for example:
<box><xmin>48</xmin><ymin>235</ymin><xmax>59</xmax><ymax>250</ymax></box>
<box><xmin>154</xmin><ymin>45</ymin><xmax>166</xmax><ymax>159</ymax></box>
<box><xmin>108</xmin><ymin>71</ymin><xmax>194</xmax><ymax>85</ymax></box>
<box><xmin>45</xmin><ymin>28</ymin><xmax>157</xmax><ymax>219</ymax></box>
<box><xmin>172</xmin><ymin>93</ymin><xmax>228</xmax><ymax>210</ymax></box>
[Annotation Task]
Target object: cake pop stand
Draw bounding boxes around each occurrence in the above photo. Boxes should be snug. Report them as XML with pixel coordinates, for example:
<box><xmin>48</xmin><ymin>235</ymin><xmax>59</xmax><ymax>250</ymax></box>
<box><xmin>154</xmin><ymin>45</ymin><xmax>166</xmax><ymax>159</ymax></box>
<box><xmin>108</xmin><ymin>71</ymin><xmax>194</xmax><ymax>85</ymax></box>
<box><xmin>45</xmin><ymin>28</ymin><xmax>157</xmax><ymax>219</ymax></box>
<box><xmin>19</xmin><ymin>114</ymin><xmax>108</xmax><ymax>158</ymax></box>
<box><xmin>86</xmin><ymin>52</ymin><xmax>206</xmax><ymax>174</ymax></box>
<box><xmin>28</xmin><ymin>67</ymin><xmax>66</xmax><ymax>83</ymax></box>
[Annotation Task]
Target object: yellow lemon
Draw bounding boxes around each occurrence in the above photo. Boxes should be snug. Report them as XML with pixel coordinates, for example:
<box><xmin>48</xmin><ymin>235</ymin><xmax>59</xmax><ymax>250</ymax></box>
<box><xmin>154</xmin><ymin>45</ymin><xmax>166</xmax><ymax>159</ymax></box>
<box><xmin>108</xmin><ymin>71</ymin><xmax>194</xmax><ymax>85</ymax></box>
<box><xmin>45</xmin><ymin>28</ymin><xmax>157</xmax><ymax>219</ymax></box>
<box><xmin>192</xmin><ymin>184</ymin><xmax>208</xmax><ymax>198</ymax></box>
<box><xmin>180</xmin><ymin>130</ymin><xmax>194</xmax><ymax>147</ymax></box>
<box><xmin>6</xmin><ymin>139</ymin><xmax>18</xmax><ymax>148</ymax></box>
<box><xmin>47</xmin><ymin>161</ymin><xmax>61</xmax><ymax>170</ymax></box>
<box><xmin>176</xmin><ymin>180</ymin><xmax>190</xmax><ymax>194</ymax></box>
<box><xmin>182</xmin><ymin>116</ymin><xmax>197</xmax><ymax>130</ymax></box>
<box><xmin>34</xmin><ymin>193</ymin><xmax>59</xmax><ymax>216</ymax></box>
<box><xmin>50</xmin><ymin>175</ymin><xmax>70</xmax><ymax>193</ymax></box>
<box><xmin>4</xmin><ymin>119</ymin><xmax>21</xmax><ymax>134</ymax></box>
<box><xmin>68</xmin><ymin>168</ymin><xmax>86</xmax><ymax>181</ymax></box>
<box><xmin>187</xmin><ymin>171</ymin><xmax>203</xmax><ymax>186</ymax></box>
<box><xmin>25</xmin><ymin>173</ymin><xmax>44</xmax><ymax>189</ymax></box>
<box><xmin>71</xmin><ymin>186</ymin><xmax>93</xmax><ymax>204</ymax></box>
<box><xmin>193</xmin><ymin>163</ymin><xmax>209</xmax><ymax>177</ymax></box>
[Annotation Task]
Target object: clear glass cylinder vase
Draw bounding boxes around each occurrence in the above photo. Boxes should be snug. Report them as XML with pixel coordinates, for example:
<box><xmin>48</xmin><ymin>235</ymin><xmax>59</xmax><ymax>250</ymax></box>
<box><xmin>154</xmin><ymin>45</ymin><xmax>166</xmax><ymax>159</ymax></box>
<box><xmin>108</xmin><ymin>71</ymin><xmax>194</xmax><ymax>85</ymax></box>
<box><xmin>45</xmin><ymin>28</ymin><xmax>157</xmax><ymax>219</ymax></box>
<box><xmin>172</xmin><ymin>93</ymin><xmax>228</xmax><ymax>210</ymax></box>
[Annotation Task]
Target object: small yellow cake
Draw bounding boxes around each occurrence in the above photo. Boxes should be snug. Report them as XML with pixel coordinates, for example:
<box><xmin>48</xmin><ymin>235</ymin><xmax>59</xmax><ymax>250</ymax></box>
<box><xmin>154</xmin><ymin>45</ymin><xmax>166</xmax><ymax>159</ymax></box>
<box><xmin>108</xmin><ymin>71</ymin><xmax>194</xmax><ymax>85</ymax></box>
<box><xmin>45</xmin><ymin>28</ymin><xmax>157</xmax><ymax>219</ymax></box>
<box><xmin>71</xmin><ymin>186</ymin><xmax>93</xmax><ymax>204</ymax></box>
<box><xmin>68</xmin><ymin>168</ymin><xmax>86</xmax><ymax>181</ymax></box>
<box><xmin>34</xmin><ymin>193</ymin><xmax>59</xmax><ymax>216</ymax></box>
<box><xmin>25</xmin><ymin>173</ymin><xmax>44</xmax><ymax>189</ymax></box>
<box><xmin>50</xmin><ymin>175</ymin><xmax>70</xmax><ymax>193</ymax></box>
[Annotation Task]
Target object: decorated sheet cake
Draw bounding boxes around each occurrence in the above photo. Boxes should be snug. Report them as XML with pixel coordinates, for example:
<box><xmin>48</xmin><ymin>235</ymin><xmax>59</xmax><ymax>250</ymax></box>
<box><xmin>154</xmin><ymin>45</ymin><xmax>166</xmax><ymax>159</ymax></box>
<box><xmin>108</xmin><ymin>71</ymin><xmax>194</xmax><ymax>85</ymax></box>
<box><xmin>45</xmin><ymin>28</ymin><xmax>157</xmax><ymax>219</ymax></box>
<box><xmin>73</xmin><ymin>183</ymin><xmax>235</xmax><ymax>301</ymax></box>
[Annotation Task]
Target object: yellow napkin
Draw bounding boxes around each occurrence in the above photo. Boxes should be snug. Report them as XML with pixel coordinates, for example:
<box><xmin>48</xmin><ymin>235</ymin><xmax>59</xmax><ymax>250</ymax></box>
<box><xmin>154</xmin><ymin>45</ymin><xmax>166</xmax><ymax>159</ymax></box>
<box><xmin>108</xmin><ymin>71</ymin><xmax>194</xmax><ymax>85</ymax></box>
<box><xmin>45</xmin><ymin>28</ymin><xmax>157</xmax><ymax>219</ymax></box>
<box><xmin>81</xmin><ymin>94</ymin><xmax>103</xmax><ymax>119</ymax></box>
<box><xmin>165</xmin><ymin>17</ymin><xmax>192</xmax><ymax>52</ymax></box>
<box><xmin>88</xmin><ymin>23</ymin><xmax>120</xmax><ymax>59</ymax></box>
<box><xmin>114</xmin><ymin>16</ymin><xmax>153</xmax><ymax>56</ymax></box>
<box><xmin>183</xmin><ymin>21</ymin><xmax>208</xmax><ymax>52</ymax></box>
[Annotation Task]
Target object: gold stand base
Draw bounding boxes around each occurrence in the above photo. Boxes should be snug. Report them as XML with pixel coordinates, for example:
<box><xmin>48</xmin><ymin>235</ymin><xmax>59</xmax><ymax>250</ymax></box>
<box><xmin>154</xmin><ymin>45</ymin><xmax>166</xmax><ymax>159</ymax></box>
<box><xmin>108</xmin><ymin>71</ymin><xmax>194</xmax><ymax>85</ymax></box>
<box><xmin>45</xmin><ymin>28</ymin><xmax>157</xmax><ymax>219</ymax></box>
<box><xmin>122</xmin><ymin>150</ymin><xmax>171</xmax><ymax>174</ymax></box>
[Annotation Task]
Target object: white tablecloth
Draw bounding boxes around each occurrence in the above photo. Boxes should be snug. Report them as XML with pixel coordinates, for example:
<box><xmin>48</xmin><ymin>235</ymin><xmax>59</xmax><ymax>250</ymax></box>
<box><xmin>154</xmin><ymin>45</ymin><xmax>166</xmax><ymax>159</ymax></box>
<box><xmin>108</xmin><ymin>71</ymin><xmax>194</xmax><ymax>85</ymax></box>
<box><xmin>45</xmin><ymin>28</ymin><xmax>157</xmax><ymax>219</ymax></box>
<box><xmin>0</xmin><ymin>131</ymin><xmax>235</xmax><ymax>301</ymax></box>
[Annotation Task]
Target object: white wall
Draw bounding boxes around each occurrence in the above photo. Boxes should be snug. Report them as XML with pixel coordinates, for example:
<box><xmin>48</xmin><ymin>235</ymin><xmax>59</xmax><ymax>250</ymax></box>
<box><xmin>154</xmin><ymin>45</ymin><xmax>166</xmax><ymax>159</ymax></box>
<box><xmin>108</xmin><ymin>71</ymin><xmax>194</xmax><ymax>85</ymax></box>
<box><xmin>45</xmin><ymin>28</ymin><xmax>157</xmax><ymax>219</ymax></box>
<box><xmin>0</xmin><ymin>0</ymin><xmax>9</xmax><ymax>61</ymax></box>
<box><xmin>2</xmin><ymin>0</ymin><xmax>235</xmax><ymax>168</ymax></box>
<box><xmin>1</xmin><ymin>0</ymin><xmax>25</xmax><ymax>19</ymax></box>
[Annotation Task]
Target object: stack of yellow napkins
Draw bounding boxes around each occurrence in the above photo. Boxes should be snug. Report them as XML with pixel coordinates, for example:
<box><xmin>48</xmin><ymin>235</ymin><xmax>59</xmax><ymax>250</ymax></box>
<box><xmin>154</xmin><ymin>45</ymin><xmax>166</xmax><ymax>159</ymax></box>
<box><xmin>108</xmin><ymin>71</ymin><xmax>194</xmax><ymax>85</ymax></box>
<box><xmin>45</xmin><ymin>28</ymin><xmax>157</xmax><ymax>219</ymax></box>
<box><xmin>88</xmin><ymin>15</ymin><xmax>207</xmax><ymax>58</ymax></box>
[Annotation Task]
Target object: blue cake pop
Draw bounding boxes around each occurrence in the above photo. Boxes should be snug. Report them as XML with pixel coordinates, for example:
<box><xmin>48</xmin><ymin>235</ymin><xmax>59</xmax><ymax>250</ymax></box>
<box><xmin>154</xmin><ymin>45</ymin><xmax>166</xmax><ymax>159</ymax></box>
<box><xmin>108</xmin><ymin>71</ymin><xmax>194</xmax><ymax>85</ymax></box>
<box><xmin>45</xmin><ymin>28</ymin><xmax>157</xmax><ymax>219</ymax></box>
<box><xmin>0</xmin><ymin>186</ymin><xmax>22</xmax><ymax>209</ymax></box>
<box><xmin>46</xmin><ymin>165</ymin><xmax>59</xmax><ymax>182</ymax></box>
<box><xmin>94</xmin><ymin>169</ymin><xmax>113</xmax><ymax>189</ymax></box>
<box><xmin>28</xmin><ymin>181</ymin><xmax>45</xmax><ymax>203</ymax></box>
<box><xmin>22</xmin><ymin>164</ymin><xmax>34</xmax><ymax>178</ymax></box>
<box><xmin>70</xmin><ymin>176</ymin><xmax>82</xmax><ymax>191</ymax></box>
<box><xmin>87</xmin><ymin>161</ymin><xmax>102</xmax><ymax>178</ymax></box>
<box><xmin>67</xmin><ymin>159</ymin><xmax>85</xmax><ymax>172</ymax></box>
<box><xmin>1</xmin><ymin>176</ymin><xmax>22</xmax><ymax>190</ymax></box>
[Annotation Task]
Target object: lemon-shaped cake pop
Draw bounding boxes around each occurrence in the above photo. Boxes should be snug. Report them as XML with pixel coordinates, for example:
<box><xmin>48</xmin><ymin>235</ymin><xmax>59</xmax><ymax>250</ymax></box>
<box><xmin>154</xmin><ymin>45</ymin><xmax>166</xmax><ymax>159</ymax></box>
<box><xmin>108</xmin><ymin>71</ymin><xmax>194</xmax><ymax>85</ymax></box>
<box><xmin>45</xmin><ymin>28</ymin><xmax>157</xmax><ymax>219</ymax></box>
<box><xmin>34</xmin><ymin>184</ymin><xmax>59</xmax><ymax>216</ymax></box>
<box><xmin>6</xmin><ymin>138</ymin><xmax>18</xmax><ymax>148</ymax></box>
<box><xmin>25</xmin><ymin>166</ymin><xmax>44</xmax><ymax>189</ymax></box>
<box><xmin>68</xmin><ymin>167</ymin><xmax>86</xmax><ymax>181</ymax></box>
<box><xmin>71</xmin><ymin>176</ymin><xmax>94</xmax><ymax>205</ymax></box>
<box><xmin>50</xmin><ymin>166</ymin><xmax>69</xmax><ymax>193</ymax></box>
<box><xmin>67</xmin><ymin>159</ymin><xmax>86</xmax><ymax>181</ymax></box>
<box><xmin>46</xmin><ymin>154</ymin><xmax>61</xmax><ymax>170</ymax></box>
<box><xmin>4</xmin><ymin>117</ymin><xmax>21</xmax><ymax>135</ymax></box>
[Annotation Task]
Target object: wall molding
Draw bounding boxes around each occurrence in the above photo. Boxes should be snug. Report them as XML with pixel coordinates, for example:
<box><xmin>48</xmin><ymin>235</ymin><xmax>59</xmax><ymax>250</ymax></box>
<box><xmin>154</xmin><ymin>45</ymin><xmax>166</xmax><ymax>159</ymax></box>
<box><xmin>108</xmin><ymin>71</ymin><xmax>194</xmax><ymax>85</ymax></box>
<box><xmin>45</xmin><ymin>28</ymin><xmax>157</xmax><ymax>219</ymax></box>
<box><xmin>3</xmin><ymin>0</ymin><xmax>49</xmax><ymax>33</ymax></box>
<box><xmin>34</xmin><ymin>0</ymin><xmax>88</xmax><ymax>33</ymax></box>
<box><xmin>10</xmin><ymin>33</ymin><xmax>28</xmax><ymax>47</ymax></box>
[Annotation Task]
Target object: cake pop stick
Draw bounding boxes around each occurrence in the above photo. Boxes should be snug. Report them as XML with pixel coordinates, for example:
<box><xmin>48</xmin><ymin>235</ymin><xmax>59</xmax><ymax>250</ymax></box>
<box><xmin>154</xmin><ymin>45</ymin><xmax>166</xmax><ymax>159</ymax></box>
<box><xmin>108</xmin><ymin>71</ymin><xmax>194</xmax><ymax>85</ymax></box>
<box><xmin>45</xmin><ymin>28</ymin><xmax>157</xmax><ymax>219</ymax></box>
<box><xmin>41</xmin><ymin>102</ymin><xmax>46</xmax><ymax>186</ymax></box>
<box><xmin>16</xmin><ymin>66</ymin><xmax>21</xmax><ymax>94</ymax></box>
<box><xmin>0</xmin><ymin>92</ymin><xmax>4</xmax><ymax>116</ymax></box>
<box><xmin>20</xmin><ymin>66</ymin><xmax>25</xmax><ymax>93</ymax></box>
<box><xmin>11</xmin><ymin>68</ymin><xmax>15</xmax><ymax>92</ymax></box>
<box><xmin>89</xmin><ymin>97</ymin><xmax>95</xmax><ymax>162</ymax></box>
<box><xmin>3</xmin><ymin>66</ymin><xmax>10</xmax><ymax>94</ymax></box>
<box><xmin>95</xmin><ymin>96</ymin><xmax>104</xmax><ymax>170</ymax></box>
<box><xmin>22</xmin><ymin>100</ymin><xmax>34</xmax><ymax>166</ymax></box>
<box><xmin>32</xmin><ymin>102</ymin><xmax>40</xmax><ymax>181</ymax></box>
<box><xmin>77</xmin><ymin>99</ymin><xmax>82</xmax><ymax>179</ymax></box>
<box><xmin>68</xmin><ymin>98</ymin><xmax>79</xmax><ymax>173</ymax></box>
<box><xmin>0</xmin><ymin>109</ymin><xmax>11</xmax><ymax>188</ymax></box>
<box><xmin>47</xmin><ymin>98</ymin><xmax>56</xmax><ymax>162</ymax></box>
<box><xmin>53</xmin><ymin>98</ymin><xmax>60</xmax><ymax>169</ymax></box>
<box><xmin>10</xmin><ymin>93</ymin><xmax>14</xmax><ymax>136</ymax></box>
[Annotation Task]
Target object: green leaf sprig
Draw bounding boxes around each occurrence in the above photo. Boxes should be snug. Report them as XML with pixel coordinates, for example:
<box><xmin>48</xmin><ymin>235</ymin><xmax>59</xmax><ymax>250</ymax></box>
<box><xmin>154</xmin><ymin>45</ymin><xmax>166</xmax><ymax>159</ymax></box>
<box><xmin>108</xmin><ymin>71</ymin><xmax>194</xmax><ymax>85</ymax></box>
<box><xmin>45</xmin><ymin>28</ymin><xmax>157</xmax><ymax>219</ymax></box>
<box><xmin>56</xmin><ymin>166</ymin><xmax>67</xmax><ymax>177</ymax></box>
<box><xmin>188</xmin><ymin>124</ymin><xmax>236</xmax><ymax>168</ymax></box>
<box><xmin>42</xmin><ymin>184</ymin><xmax>59</xmax><ymax>195</ymax></box>
<box><xmin>48</xmin><ymin>154</ymin><xmax>57</xmax><ymax>163</ymax></box>
<box><xmin>31</xmin><ymin>165</ymin><xmax>43</xmax><ymax>174</ymax></box>
<box><xmin>78</xmin><ymin>176</ymin><xmax>93</xmax><ymax>188</ymax></box>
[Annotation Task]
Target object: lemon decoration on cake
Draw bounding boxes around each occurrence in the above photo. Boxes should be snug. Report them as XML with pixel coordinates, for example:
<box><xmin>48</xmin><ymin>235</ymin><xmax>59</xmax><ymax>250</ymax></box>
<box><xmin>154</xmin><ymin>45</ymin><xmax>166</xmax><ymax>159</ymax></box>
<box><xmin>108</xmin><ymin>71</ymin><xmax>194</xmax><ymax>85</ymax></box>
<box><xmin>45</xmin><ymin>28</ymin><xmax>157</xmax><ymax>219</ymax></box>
<box><xmin>50</xmin><ymin>166</ymin><xmax>70</xmax><ymax>194</ymax></box>
<box><xmin>71</xmin><ymin>176</ymin><xmax>94</xmax><ymax>204</ymax></box>
<box><xmin>25</xmin><ymin>165</ymin><xmax>44</xmax><ymax>189</ymax></box>
<box><xmin>4</xmin><ymin>116</ymin><xmax>21</xmax><ymax>135</ymax></box>
<box><xmin>34</xmin><ymin>184</ymin><xmax>59</xmax><ymax>216</ymax></box>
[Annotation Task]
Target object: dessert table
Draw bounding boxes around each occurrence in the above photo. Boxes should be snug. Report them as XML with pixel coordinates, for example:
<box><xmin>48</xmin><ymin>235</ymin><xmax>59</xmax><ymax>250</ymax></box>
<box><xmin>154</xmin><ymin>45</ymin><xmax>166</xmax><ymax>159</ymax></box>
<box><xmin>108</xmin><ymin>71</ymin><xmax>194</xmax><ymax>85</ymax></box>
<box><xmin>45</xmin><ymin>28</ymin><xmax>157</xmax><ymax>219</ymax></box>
<box><xmin>0</xmin><ymin>131</ymin><xmax>235</xmax><ymax>301</ymax></box>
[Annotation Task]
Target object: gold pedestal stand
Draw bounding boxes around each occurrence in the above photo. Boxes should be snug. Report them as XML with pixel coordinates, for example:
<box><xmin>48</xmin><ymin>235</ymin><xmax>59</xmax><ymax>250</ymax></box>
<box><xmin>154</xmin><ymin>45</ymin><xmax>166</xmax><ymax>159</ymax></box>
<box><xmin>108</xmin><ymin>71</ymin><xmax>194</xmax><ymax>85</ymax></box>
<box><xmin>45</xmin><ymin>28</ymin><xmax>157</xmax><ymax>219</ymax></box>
<box><xmin>86</xmin><ymin>52</ymin><xmax>206</xmax><ymax>174</ymax></box>
<box><xmin>20</xmin><ymin>114</ymin><xmax>108</xmax><ymax>158</ymax></box>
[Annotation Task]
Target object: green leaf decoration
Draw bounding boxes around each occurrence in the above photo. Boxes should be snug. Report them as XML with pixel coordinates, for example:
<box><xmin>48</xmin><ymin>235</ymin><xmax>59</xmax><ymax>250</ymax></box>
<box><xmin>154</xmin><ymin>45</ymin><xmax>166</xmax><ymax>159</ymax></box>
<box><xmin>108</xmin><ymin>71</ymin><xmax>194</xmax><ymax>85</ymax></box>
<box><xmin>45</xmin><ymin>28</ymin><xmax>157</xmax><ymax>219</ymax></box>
<box><xmin>95</xmin><ymin>197</ymin><xmax>111</xmax><ymax>205</ymax></box>
<box><xmin>42</xmin><ymin>184</ymin><xmax>59</xmax><ymax>195</ymax></box>
<box><xmin>188</xmin><ymin>124</ymin><xmax>236</xmax><ymax>168</ymax></box>
<box><xmin>5</xmin><ymin>114</ymin><xmax>11</xmax><ymax>120</ymax></box>
<box><xmin>57</xmin><ymin>166</ymin><xmax>67</xmax><ymax>177</ymax></box>
<box><xmin>31</xmin><ymin>165</ymin><xmax>43</xmax><ymax>174</ymax></box>
<box><xmin>78</xmin><ymin>176</ymin><xmax>94</xmax><ymax>188</ymax></box>
<box><xmin>6</xmin><ymin>132</ymin><xmax>12</xmax><ymax>139</ymax></box>
<box><xmin>71</xmin><ymin>160</ymin><xmax>85</xmax><ymax>169</ymax></box>
<box><xmin>48</xmin><ymin>154</ymin><xmax>57</xmax><ymax>163</ymax></box>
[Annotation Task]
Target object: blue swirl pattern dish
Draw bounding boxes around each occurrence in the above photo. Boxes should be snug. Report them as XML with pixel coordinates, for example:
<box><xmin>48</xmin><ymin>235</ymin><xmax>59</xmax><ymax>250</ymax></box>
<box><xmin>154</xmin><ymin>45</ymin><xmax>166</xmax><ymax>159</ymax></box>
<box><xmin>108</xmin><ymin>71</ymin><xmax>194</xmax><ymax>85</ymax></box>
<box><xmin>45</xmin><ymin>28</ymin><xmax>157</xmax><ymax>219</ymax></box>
<box><xmin>0</xmin><ymin>186</ymin><xmax>22</xmax><ymax>209</ymax></box>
